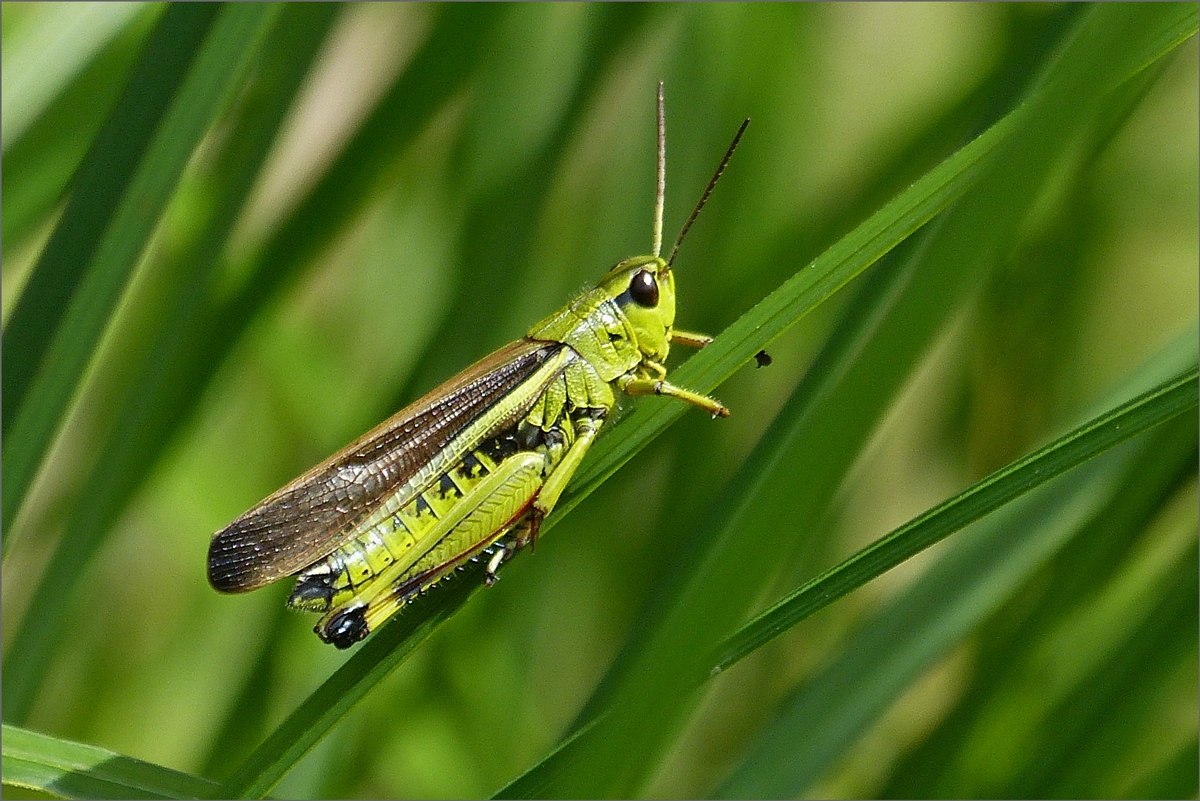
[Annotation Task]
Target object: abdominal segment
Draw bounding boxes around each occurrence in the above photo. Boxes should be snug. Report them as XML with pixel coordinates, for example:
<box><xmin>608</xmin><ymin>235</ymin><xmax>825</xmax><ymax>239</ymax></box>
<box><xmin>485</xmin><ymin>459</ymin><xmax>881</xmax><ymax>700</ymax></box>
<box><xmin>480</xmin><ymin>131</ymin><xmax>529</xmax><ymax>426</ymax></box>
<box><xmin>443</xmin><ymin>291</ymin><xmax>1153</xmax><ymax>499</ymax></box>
<box><xmin>288</xmin><ymin>425</ymin><xmax>532</xmax><ymax>615</ymax></box>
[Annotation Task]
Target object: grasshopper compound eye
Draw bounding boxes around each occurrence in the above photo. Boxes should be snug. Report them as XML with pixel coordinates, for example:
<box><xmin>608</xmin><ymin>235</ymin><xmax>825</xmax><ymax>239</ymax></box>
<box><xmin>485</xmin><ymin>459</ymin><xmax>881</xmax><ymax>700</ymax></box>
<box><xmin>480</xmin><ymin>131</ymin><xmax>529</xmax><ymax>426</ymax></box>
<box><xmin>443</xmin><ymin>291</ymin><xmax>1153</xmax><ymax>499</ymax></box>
<box><xmin>629</xmin><ymin>269</ymin><xmax>660</xmax><ymax>308</ymax></box>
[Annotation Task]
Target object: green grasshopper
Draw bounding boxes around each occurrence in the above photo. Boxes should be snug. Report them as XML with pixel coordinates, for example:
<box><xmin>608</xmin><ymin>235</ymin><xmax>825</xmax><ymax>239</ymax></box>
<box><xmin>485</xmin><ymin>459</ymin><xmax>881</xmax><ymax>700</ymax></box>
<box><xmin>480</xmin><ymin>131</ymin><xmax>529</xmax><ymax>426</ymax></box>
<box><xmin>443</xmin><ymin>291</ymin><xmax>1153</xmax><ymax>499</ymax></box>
<box><xmin>208</xmin><ymin>85</ymin><xmax>748</xmax><ymax>648</ymax></box>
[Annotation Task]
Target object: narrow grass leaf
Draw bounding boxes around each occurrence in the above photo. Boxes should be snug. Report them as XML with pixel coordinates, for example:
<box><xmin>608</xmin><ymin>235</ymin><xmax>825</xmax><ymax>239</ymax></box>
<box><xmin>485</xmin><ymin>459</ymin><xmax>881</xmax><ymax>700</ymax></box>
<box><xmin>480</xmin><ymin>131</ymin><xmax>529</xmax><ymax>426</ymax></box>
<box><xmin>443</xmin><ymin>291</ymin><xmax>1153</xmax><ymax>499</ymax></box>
<box><xmin>1</xmin><ymin>723</ymin><xmax>217</xmax><ymax>800</ymax></box>
<box><xmin>878</xmin><ymin>409</ymin><xmax>1196</xmax><ymax>799</ymax></box>
<box><xmin>716</xmin><ymin>336</ymin><xmax>1198</xmax><ymax>798</ymax></box>
<box><xmin>1</xmin><ymin>8</ymin><xmax>159</xmax><ymax>254</ymax></box>
<box><xmin>1123</xmin><ymin>734</ymin><xmax>1200</xmax><ymax>800</ymax></box>
<box><xmin>553</xmin><ymin>113</ymin><xmax>1012</xmax><ymax>524</ymax></box>
<box><xmin>1008</xmin><ymin>542</ymin><xmax>1197</xmax><ymax>798</ymax></box>
<box><xmin>3</xmin><ymin>1</ymin><xmax>218</xmax><ymax>451</ymax></box>
<box><xmin>713</xmin><ymin>365</ymin><xmax>1198</xmax><ymax>673</ymax></box>
<box><xmin>216</xmin><ymin>572</ymin><xmax>480</xmax><ymax>799</ymax></box>
<box><xmin>214</xmin><ymin>4</ymin><xmax>506</xmax><ymax>331</ymax></box>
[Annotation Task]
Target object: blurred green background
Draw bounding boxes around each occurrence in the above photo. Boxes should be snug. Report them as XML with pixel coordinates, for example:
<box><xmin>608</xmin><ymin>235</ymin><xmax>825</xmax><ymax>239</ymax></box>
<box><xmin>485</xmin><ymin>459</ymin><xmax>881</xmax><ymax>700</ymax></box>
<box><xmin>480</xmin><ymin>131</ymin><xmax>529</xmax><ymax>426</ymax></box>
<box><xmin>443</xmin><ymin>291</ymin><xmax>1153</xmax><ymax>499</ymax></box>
<box><xmin>2</xmin><ymin>3</ymin><xmax>1196</xmax><ymax>799</ymax></box>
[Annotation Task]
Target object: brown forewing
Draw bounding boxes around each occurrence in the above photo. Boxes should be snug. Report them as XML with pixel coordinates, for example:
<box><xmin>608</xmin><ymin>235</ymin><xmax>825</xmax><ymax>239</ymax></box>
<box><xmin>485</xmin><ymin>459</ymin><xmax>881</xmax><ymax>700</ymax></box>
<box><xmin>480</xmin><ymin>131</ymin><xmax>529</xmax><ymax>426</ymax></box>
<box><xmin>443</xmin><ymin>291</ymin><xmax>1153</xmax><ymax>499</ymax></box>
<box><xmin>207</xmin><ymin>339</ymin><xmax>561</xmax><ymax>592</ymax></box>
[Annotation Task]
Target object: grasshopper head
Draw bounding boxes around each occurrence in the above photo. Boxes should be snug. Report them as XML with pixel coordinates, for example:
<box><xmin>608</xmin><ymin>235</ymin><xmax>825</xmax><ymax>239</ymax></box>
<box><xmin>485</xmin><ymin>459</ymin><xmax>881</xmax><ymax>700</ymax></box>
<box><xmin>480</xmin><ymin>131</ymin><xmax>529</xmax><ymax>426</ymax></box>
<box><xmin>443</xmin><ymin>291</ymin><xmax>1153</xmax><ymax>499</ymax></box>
<box><xmin>524</xmin><ymin>253</ymin><xmax>679</xmax><ymax>381</ymax></box>
<box><xmin>528</xmin><ymin>86</ymin><xmax>745</xmax><ymax>382</ymax></box>
<box><xmin>601</xmin><ymin>254</ymin><xmax>676</xmax><ymax>365</ymax></box>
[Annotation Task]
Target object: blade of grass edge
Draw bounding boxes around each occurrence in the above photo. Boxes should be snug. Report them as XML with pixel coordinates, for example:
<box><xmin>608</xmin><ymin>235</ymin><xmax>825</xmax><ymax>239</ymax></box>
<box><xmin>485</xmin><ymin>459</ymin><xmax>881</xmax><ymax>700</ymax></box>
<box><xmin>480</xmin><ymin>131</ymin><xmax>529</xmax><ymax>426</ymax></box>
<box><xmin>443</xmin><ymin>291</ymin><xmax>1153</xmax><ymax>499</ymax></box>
<box><xmin>1011</xmin><ymin>541</ymin><xmax>1198</xmax><ymax>798</ymax></box>
<box><xmin>877</xmin><ymin>407</ymin><xmax>1197</xmax><ymax>798</ymax></box>
<box><xmin>548</xmin><ymin>105</ymin><xmax>1014</xmax><ymax>528</ymax></box>
<box><xmin>1</xmin><ymin>723</ymin><xmax>218</xmax><ymax>800</ymax></box>
<box><xmin>582</xmin><ymin>6</ymin><xmax>1184</xmax><ymax>797</ymax></box>
<box><xmin>712</xmin><ymin>365</ymin><xmax>1198</xmax><ymax>673</ymax></box>
<box><xmin>0</xmin><ymin>3</ymin><xmax>146</xmax><ymax>149</ymax></box>
<box><xmin>1</xmin><ymin>2</ymin><xmax>215</xmax><ymax>429</ymax></box>
<box><xmin>1</xmin><ymin>5</ymin><xmax>163</xmax><ymax>254</ymax></box>
<box><xmin>216</xmin><ymin>569</ymin><xmax>480</xmax><ymax>799</ymax></box>
<box><xmin>554</xmin><ymin>0</ymin><xmax>1197</xmax><ymax>524</ymax></box>
<box><xmin>1123</xmin><ymin>733</ymin><xmax>1200</xmax><ymax>799</ymax></box>
<box><xmin>715</xmin><ymin>335</ymin><xmax>1198</xmax><ymax>798</ymax></box>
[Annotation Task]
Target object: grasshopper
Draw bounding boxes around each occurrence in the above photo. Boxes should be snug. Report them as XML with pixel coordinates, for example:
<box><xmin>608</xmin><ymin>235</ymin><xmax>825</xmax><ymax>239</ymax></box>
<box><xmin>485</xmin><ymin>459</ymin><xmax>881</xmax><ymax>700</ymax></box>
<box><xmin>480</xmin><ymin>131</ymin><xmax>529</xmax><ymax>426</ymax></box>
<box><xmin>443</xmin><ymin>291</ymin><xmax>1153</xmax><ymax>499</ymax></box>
<box><xmin>208</xmin><ymin>85</ymin><xmax>748</xmax><ymax>648</ymax></box>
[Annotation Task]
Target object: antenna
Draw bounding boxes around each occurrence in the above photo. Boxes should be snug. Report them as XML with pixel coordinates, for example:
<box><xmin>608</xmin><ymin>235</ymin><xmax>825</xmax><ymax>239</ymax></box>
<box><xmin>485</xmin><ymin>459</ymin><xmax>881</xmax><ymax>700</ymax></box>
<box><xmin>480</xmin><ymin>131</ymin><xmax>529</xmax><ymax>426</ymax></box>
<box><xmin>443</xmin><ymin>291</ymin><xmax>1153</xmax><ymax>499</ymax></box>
<box><xmin>665</xmin><ymin>116</ymin><xmax>750</xmax><ymax>271</ymax></box>
<box><xmin>652</xmin><ymin>81</ymin><xmax>666</xmax><ymax>258</ymax></box>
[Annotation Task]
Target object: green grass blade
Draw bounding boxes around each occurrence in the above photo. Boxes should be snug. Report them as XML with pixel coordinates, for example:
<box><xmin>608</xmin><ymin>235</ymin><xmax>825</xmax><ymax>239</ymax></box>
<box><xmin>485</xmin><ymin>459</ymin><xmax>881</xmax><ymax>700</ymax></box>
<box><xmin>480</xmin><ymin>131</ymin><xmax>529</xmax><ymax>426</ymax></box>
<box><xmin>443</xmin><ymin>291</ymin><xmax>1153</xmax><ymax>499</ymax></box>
<box><xmin>713</xmin><ymin>365</ymin><xmax>1198</xmax><ymax>673</ymax></box>
<box><xmin>2</xmin><ymin>1</ymin><xmax>218</xmax><ymax>447</ymax></box>
<box><xmin>214</xmin><ymin>4</ymin><xmax>506</xmax><ymax>332</ymax></box>
<box><xmin>498</xmin><ymin>343</ymin><xmax>1198</xmax><ymax>800</ymax></box>
<box><xmin>880</xmin><ymin>414</ymin><xmax>1197</xmax><ymax>799</ymax></box>
<box><xmin>715</xmin><ymin>335</ymin><xmax>1198</xmax><ymax>798</ymax></box>
<box><xmin>554</xmin><ymin>3</ymin><xmax>1198</xmax><ymax>523</ymax></box>
<box><xmin>876</xmin><ymin>471</ymin><xmax>1198</xmax><ymax>799</ymax></box>
<box><xmin>550</xmin><ymin>115</ymin><xmax>1012</xmax><ymax>526</ymax></box>
<box><xmin>0</xmin><ymin>2</ymin><xmax>145</xmax><ymax>149</ymax></box>
<box><xmin>1</xmin><ymin>723</ymin><xmax>218</xmax><ymax>800</ymax></box>
<box><xmin>716</xmin><ymin>434</ymin><xmax>1192</xmax><ymax>798</ymax></box>
<box><xmin>160</xmin><ymin>9</ymin><xmax>506</xmax><ymax>522</ymax></box>
<box><xmin>1</xmin><ymin>3</ymin><xmax>279</xmax><ymax>547</ymax></box>
<box><xmin>1</xmin><ymin>5</ymin><xmax>160</xmax><ymax>254</ymax></box>
<box><xmin>0</xmin><ymin>3</ymin><xmax>340</xmax><ymax>726</ymax></box>
<box><xmin>1124</xmin><ymin>734</ymin><xmax>1200</xmax><ymax>800</ymax></box>
<box><xmin>199</xmin><ymin>604</ymin><xmax>293</xmax><ymax>779</ymax></box>
<box><xmin>1008</xmin><ymin>542</ymin><xmax>1197</xmax><ymax>798</ymax></box>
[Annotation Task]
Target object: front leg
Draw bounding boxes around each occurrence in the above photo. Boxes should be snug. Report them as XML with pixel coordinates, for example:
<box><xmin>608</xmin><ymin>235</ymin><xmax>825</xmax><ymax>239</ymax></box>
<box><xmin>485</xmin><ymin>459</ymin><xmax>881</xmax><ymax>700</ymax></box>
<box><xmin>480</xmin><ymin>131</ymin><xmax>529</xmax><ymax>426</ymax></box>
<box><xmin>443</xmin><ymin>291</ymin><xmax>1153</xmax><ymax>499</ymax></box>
<box><xmin>616</xmin><ymin>373</ymin><xmax>729</xmax><ymax>418</ymax></box>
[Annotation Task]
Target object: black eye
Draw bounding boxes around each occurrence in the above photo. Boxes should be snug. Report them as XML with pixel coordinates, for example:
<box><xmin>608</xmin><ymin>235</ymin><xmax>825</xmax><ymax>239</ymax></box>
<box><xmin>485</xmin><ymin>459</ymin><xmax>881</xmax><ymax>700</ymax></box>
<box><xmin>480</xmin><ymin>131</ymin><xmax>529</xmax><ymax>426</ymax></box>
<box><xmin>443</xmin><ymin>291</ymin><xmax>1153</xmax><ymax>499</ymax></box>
<box><xmin>629</xmin><ymin>269</ymin><xmax>659</xmax><ymax>308</ymax></box>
